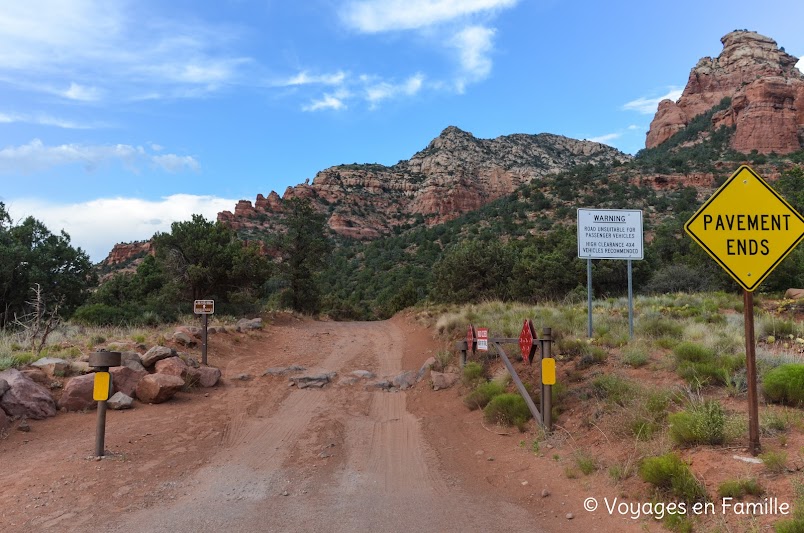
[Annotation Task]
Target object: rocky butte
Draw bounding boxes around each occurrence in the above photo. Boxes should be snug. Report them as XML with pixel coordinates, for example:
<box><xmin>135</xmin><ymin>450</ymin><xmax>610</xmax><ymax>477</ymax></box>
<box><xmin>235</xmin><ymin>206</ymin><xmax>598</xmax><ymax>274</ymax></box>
<box><xmin>646</xmin><ymin>30</ymin><xmax>804</xmax><ymax>154</ymax></box>
<box><xmin>217</xmin><ymin>126</ymin><xmax>630</xmax><ymax>240</ymax></box>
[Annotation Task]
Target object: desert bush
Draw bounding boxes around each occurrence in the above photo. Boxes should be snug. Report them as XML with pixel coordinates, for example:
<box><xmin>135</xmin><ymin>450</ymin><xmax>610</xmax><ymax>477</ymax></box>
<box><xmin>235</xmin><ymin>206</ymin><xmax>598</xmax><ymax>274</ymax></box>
<box><xmin>591</xmin><ymin>374</ymin><xmax>638</xmax><ymax>407</ymax></box>
<box><xmin>718</xmin><ymin>478</ymin><xmax>764</xmax><ymax>499</ymax></box>
<box><xmin>639</xmin><ymin>453</ymin><xmax>708</xmax><ymax>503</ymax></box>
<box><xmin>464</xmin><ymin>381</ymin><xmax>506</xmax><ymax>411</ymax></box>
<box><xmin>763</xmin><ymin>364</ymin><xmax>804</xmax><ymax>406</ymax></box>
<box><xmin>621</xmin><ymin>344</ymin><xmax>649</xmax><ymax>368</ymax></box>
<box><xmin>669</xmin><ymin>400</ymin><xmax>726</xmax><ymax>446</ymax></box>
<box><xmin>576</xmin><ymin>345</ymin><xmax>607</xmax><ymax>369</ymax></box>
<box><xmin>574</xmin><ymin>450</ymin><xmax>598</xmax><ymax>475</ymax></box>
<box><xmin>435</xmin><ymin>350</ymin><xmax>452</xmax><ymax>370</ymax></box>
<box><xmin>644</xmin><ymin>264</ymin><xmax>713</xmax><ymax>294</ymax></box>
<box><xmin>637</xmin><ymin>315</ymin><xmax>684</xmax><ymax>339</ymax></box>
<box><xmin>461</xmin><ymin>362</ymin><xmax>485</xmax><ymax>387</ymax></box>
<box><xmin>483</xmin><ymin>393</ymin><xmax>531</xmax><ymax>430</ymax></box>
<box><xmin>760</xmin><ymin>451</ymin><xmax>788</xmax><ymax>475</ymax></box>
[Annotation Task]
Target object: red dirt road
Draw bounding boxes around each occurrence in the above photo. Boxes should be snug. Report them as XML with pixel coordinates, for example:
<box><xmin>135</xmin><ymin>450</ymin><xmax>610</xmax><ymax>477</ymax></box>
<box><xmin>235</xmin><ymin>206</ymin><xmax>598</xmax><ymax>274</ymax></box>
<box><xmin>0</xmin><ymin>316</ymin><xmax>644</xmax><ymax>532</ymax></box>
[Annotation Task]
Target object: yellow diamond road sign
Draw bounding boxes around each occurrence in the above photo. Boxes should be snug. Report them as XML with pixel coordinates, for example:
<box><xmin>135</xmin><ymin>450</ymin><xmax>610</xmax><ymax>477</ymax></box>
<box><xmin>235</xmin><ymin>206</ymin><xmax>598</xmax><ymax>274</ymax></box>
<box><xmin>685</xmin><ymin>165</ymin><xmax>804</xmax><ymax>292</ymax></box>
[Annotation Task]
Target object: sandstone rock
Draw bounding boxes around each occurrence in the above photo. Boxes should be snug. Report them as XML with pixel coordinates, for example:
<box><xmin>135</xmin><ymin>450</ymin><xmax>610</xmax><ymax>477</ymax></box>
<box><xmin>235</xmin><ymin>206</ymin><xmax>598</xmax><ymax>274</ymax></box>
<box><xmin>0</xmin><ymin>369</ymin><xmax>57</xmax><ymax>419</ymax></box>
<box><xmin>197</xmin><ymin>366</ymin><xmax>221</xmax><ymax>387</ymax></box>
<box><xmin>417</xmin><ymin>357</ymin><xmax>437</xmax><ymax>382</ymax></box>
<box><xmin>784</xmin><ymin>288</ymin><xmax>804</xmax><ymax>300</ymax></box>
<box><xmin>392</xmin><ymin>371</ymin><xmax>418</xmax><ymax>390</ymax></box>
<box><xmin>141</xmin><ymin>346</ymin><xmax>176</xmax><ymax>368</ymax></box>
<box><xmin>135</xmin><ymin>374</ymin><xmax>185</xmax><ymax>404</ymax></box>
<box><xmin>217</xmin><ymin>126</ymin><xmax>628</xmax><ymax>243</ymax></box>
<box><xmin>172</xmin><ymin>331</ymin><xmax>196</xmax><ymax>347</ymax></box>
<box><xmin>0</xmin><ymin>379</ymin><xmax>9</xmax><ymax>398</ymax></box>
<box><xmin>431</xmin><ymin>371</ymin><xmax>460</xmax><ymax>391</ymax></box>
<box><xmin>290</xmin><ymin>372</ymin><xmax>337</xmax><ymax>389</ymax></box>
<box><xmin>20</xmin><ymin>368</ymin><xmax>49</xmax><ymax>385</ymax></box>
<box><xmin>121</xmin><ymin>351</ymin><xmax>145</xmax><ymax>370</ymax></box>
<box><xmin>155</xmin><ymin>356</ymin><xmax>188</xmax><ymax>378</ymax></box>
<box><xmin>235</xmin><ymin>318</ymin><xmax>262</xmax><ymax>332</ymax></box>
<box><xmin>108</xmin><ymin>392</ymin><xmax>134</xmax><ymax>410</ymax></box>
<box><xmin>646</xmin><ymin>30</ymin><xmax>804</xmax><ymax>154</ymax></box>
<box><xmin>365</xmin><ymin>380</ymin><xmax>393</xmax><ymax>391</ymax></box>
<box><xmin>263</xmin><ymin>366</ymin><xmax>306</xmax><ymax>376</ymax></box>
<box><xmin>58</xmin><ymin>374</ymin><xmax>100</xmax><ymax>412</ymax></box>
<box><xmin>350</xmin><ymin>370</ymin><xmax>375</xmax><ymax>379</ymax></box>
<box><xmin>0</xmin><ymin>409</ymin><xmax>9</xmax><ymax>433</ymax></box>
<box><xmin>70</xmin><ymin>361</ymin><xmax>92</xmax><ymax>375</ymax></box>
<box><xmin>31</xmin><ymin>357</ymin><xmax>70</xmax><ymax>377</ymax></box>
<box><xmin>110</xmin><ymin>366</ymin><xmax>147</xmax><ymax>398</ymax></box>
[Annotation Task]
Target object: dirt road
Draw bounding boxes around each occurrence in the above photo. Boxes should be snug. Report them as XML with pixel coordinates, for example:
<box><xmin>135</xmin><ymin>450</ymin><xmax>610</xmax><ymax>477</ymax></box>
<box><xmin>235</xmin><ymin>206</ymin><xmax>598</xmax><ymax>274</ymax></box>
<box><xmin>1</xmin><ymin>315</ymin><xmax>643</xmax><ymax>532</ymax></box>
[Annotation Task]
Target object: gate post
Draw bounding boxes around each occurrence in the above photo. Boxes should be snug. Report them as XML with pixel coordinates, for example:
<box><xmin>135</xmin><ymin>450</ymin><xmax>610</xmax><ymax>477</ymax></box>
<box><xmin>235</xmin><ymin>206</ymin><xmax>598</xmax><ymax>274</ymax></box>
<box><xmin>542</xmin><ymin>328</ymin><xmax>553</xmax><ymax>432</ymax></box>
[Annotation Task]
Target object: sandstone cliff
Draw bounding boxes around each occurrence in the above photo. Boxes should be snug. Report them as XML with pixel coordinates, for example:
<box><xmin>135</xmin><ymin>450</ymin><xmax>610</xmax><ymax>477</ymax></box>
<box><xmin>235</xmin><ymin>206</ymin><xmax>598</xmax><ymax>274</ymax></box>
<box><xmin>218</xmin><ymin>126</ymin><xmax>630</xmax><ymax>240</ymax></box>
<box><xmin>646</xmin><ymin>30</ymin><xmax>804</xmax><ymax>154</ymax></box>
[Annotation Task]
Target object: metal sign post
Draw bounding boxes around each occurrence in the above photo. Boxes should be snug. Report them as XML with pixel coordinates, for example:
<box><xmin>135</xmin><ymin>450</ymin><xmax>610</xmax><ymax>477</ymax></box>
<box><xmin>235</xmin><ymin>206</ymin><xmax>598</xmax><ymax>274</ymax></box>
<box><xmin>578</xmin><ymin>209</ymin><xmax>644</xmax><ymax>339</ymax></box>
<box><xmin>89</xmin><ymin>351</ymin><xmax>121</xmax><ymax>457</ymax></box>
<box><xmin>685</xmin><ymin>165</ymin><xmax>804</xmax><ymax>456</ymax></box>
<box><xmin>193</xmin><ymin>300</ymin><xmax>215</xmax><ymax>365</ymax></box>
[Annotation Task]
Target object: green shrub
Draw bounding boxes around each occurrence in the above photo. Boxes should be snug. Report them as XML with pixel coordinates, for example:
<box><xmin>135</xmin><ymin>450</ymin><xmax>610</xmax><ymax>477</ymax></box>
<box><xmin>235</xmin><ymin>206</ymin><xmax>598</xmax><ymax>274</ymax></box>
<box><xmin>461</xmin><ymin>362</ymin><xmax>484</xmax><ymax>387</ymax></box>
<box><xmin>621</xmin><ymin>345</ymin><xmax>649</xmax><ymax>368</ymax></box>
<box><xmin>639</xmin><ymin>453</ymin><xmax>708</xmax><ymax>503</ymax></box>
<box><xmin>464</xmin><ymin>381</ymin><xmax>506</xmax><ymax>410</ymax></box>
<box><xmin>637</xmin><ymin>316</ymin><xmax>684</xmax><ymax>339</ymax></box>
<box><xmin>669</xmin><ymin>401</ymin><xmax>726</xmax><ymax>446</ymax></box>
<box><xmin>674</xmin><ymin>342</ymin><xmax>715</xmax><ymax>364</ymax></box>
<box><xmin>718</xmin><ymin>478</ymin><xmax>764</xmax><ymax>499</ymax></box>
<box><xmin>760</xmin><ymin>450</ymin><xmax>787</xmax><ymax>474</ymax></box>
<box><xmin>591</xmin><ymin>374</ymin><xmax>638</xmax><ymax>407</ymax></box>
<box><xmin>763</xmin><ymin>364</ymin><xmax>804</xmax><ymax>406</ymax></box>
<box><xmin>483</xmin><ymin>393</ymin><xmax>531</xmax><ymax>430</ymax></box>
<box><xmin>576</xmin><ymin>345</ymin><xmax>607</xmax><ymax>369</ymax></box>
<box><xmin>574</xmin><ymin>450</ymin><xmax>598</xmax><ymax>475</ymax></box>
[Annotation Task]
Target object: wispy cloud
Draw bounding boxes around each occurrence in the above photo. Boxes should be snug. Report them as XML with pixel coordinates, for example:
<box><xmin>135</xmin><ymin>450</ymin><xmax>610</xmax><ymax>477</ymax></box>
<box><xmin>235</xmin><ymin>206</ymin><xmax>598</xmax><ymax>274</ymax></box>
<box><xmin>0</xmin><ymin>139</ymin><xmax>199</xmax><ymax>174</ymax></box>
<box><xmin>451</xmin><ymin>25</ymin><xmax>495</xmax><ymax>91</ymax></box>
<box><xmin>0</xmin><ymin>111</ymin><xmax>104</xmax><ymax>129</ymax></box>
<box><xmin>365</xmin><ymin>73</ymin><xmax>425</xmax><ymax>107</ymax></box>
<box><xmin>338</xmin><ymin>0</ymin><xmax>518</xmax><ymax>97</ymax></box>
<box><xmin>623</xmin><ymin>88</ymin><xmax>684</xmax><ymax>115</ymax></box>
<box><xmin>281</xmin><ymin>71</ymin><xmax>347</xmax><ymax>87</ymax></box>
<box><xmin>341</xmin><ymin>0</ymin><xmax>518</xmax><ymax>32</ymax></box>
<box><xmin>588</xmin><ymin>133</ymin><xmax>621</xmax><ymax>145</ymax></box>
<box><xmin>303</xmin><ymin>90</ymin><xmax>350</xmax><ymax>112</ymax></box>
<box><xmin>797</xmin><ymin>57</ymin><xmax>803</xmax><ymax>74</ymax></box>
<box><xmin>7</xmin><ymin>194</ymin><xmax>237</xmax><ymax>262</ymax></box>
<box><xmin>0</xmin><ymin>1</ymin><xmax>250</xmax><ymax>102</ymax></box>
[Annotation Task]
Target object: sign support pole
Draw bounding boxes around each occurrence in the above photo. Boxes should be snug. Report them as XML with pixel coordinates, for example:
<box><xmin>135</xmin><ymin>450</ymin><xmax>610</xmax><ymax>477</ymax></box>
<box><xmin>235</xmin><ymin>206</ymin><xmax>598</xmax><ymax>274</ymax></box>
<box><xmin>627</xmin><ymin>259</ymin><xmax>634</xmax><ymax>338</ymax></box>
<box><xmin>744</xmin><ymin>290</ymin><xmax>760</xmax><ymax>456</ymax></box>
<box><xmin>587</xmin><ymin>259</ymin><xmax>593</xmax><ymax>338</ymax></box>
<box><xmin>542</xmin><ymin>328</ymin><xmax>552</xmax><ymax>432</ymax></box>
<box><xmin>202</xmin><ymin>313</ymin><xmax>209</xmax><ymax>366</ymax></box>
<box><xmin>95</xmin><ymin>366</ymin><xmax>110</xmax><ymax>457</ymax></box>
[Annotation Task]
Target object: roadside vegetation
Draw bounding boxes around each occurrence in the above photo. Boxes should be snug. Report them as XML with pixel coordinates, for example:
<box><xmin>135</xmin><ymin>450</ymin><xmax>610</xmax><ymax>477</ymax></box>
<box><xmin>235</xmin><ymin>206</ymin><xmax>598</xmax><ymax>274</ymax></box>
<box><xmin>427</xmin><ymin>292</ymin><xmax>804</xmax><ymax>532</ymax></box>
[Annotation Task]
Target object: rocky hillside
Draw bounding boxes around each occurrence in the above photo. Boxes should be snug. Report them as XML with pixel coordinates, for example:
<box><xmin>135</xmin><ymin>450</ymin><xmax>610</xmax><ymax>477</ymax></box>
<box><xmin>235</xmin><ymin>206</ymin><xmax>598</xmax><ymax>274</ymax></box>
<box><xmin>647</xmin><ymin>30</ymin><xmax>804</xmax><ymax>153</ymax></box>
<box><xmin>217</xmin><ymin>126</ymin><xmax>630</xmax><ymax>241</ymax></box>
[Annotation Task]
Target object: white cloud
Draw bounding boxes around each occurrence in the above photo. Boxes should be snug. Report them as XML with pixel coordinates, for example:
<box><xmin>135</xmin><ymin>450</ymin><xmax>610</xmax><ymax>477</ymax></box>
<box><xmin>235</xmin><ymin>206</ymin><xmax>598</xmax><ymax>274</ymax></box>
<box><xmin>303</xmin><ymin>93</ymin><xmax>348</xmax><ymax>112</ymax></box>
<box><xmin>627</xmin><ymin>124</ymin><xmax>640</xmax><ymax>130</ymax></box>
<box><xmin>797</xmin><ymin>57</ymin><xmax>803</xmax><ymax>74</ymax></box>
<box><xmin>0</xmin><ymin>111</ymin><xmax>101</xmax><ymax>129</ymax></box>
<box><xmin>62</xmin><ymin>82</ymin><xmax>103</xmax><ymax>101</ymax></box>
<box><xmin>341</xmin><ymin>0</ymin><xmax>518</xmax><ymax>33</ymax></box>
<box><xmin>281</xmin><ymin>71</ymin><xmax>347</xmax><ymax>86</ymax></box>
<box><xmin>0</xmin><ymin>1</ymin><xmax>250</xmax><ymax>102</ymax></box>
<box><xmin>623</xmin><ymin>88</ymin><xmax>684</xmax><ymax>115</ymax></box>
<box><xmin>365</xmin><ymin>73</ymin><xmax>425</xmax><ymax>107</ymax></box>
<box><xmin>0</xmin><ymin>139</ymin><xmax>199</xmax><ymax>174</ymax></box>
<box><xmin>450</xmin><ymin>25</ymin><xmax>495</xmax><ymax>91</ymax></box>
<box><xmin>6</xmin><ymin>194</ymin><xmax>237</xmax><ymax>262</ymax></box>
<box><xmin>588</xmin><ymin>133</ymin><xmax>621</xmax><ymax>145</ymax></box>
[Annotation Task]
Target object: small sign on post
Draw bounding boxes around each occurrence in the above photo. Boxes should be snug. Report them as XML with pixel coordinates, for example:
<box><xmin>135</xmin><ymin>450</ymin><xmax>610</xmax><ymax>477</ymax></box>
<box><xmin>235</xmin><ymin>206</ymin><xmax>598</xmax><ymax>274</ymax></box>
<box><xmin>685</xmin><ymin>165</ymin><xmax>804</xmax><ymax>456</ymax></box>
<box><xmin>476</xmin><ymin>328</ymin><xmax>489</xmax><ymax>352</ymax></box>
<box><xmin>88</xmin><ymin>351</ymin><xmax>121</xmax><ymax>457</ymax></box>
<box><xmin>518</xmin><ymin>319</ymin><xmax>537</xmax><ymax>364</ymax></box>
<box><xmin>194</xmin><ymin>300</ymin><xmax>215</xmax><ymax>365</ymax></box>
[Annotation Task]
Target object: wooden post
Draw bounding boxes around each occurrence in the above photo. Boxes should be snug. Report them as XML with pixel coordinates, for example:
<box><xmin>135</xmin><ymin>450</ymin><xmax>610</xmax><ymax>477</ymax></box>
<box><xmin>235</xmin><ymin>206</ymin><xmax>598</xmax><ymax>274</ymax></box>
<box><xmin>744</xmin><ymin>290</ymin><xmax>761</xmax><ymax>456</ymax></box>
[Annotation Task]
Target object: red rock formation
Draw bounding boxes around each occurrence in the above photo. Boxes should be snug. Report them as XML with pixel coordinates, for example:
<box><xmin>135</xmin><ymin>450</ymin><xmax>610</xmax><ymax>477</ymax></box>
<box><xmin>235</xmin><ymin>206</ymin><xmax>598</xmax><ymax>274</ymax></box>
<box><xmin>646</xmin><ymin>30</ymin><xmax>804</xmax><ymax>154</ymax></box>
<box><xmin>101</xmin><ymin>241</ymin><xmax>152</xmax><ymax>266</ymax></box>
<box><xmin>218</xmin><ymin>126</ymin><xmax>629</xmax><ymax>240</ymax></box>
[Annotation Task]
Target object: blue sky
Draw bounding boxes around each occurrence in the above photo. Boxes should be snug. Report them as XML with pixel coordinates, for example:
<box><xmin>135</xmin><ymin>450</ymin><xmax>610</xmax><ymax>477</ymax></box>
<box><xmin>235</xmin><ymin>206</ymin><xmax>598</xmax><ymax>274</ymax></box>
<box><xmin>1</xmin><ymin>0</ymin><xmax>803</xmax><ymax>261</ymax></box>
